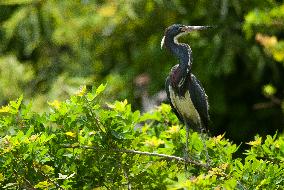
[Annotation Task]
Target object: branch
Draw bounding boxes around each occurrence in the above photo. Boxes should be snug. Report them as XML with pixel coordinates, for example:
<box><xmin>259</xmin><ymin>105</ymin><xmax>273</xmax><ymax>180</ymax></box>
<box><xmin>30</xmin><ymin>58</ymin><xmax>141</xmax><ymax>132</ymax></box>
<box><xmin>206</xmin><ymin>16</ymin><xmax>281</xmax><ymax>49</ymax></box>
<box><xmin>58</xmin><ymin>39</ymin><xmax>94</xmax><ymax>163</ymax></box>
<box><xmin>253</xmin><ymin>102</ymin><xmax>275</xmax><ymax>110</ymax></box>
<box><xmin>61</xmin><ymin>145</ymin><xmax>248</xmax><ymax>189</ymax></box>
<box><xmin>61</xmin><ymin>144</ymin><xmax>209</xmax><ymax>169</ymax></box>
<box><xmin>253</xmin><ymin>95</ymin><xmax>282</xmax><ymax>110</ymax></box>
<box><xmin>38</xmin><ymin>170</ymin><xmax>64</xmax><ymax>190</ymax></box>
<box><xmin>13</xmin><ymin>169</ymin><xmax>36</xmax><ymax>190</ymax></box>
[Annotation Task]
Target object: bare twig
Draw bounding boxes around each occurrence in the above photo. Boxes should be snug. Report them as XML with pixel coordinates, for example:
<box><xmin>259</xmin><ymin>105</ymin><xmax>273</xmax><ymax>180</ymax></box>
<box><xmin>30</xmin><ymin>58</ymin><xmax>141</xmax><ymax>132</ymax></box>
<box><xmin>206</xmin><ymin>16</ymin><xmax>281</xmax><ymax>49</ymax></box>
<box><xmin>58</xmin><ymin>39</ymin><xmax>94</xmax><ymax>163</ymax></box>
<box><xmin>83</xmin><ymin>96</ymin><xmax>106</xmax><ymax>134</ymax></box>
<box><xmin>123</xmin><ymin>167</ymin><xmax>132</xmax><ymax>190</ymax></box>
<box><xmin>118</xmin><ymin>155</ymin><xmax>132</xmax><ymax>190</ymax></box>
<box><xmin>253</xmin><ymin>95</ymin><xmax>282</xmax><ymax>110</ymax></box>
<box><xmin>61</xmin><ymin>144</ymin><xmax>249</xmax><ymax>188</ymax></box>
<box><xmin>270</xmin><ymin>96</ymin><xmax>282</xmax><ymax>105</ymax></box>
<box><xmin>38</xmin><ymin>170</ymin><xmax>65</xmax><ymax>190</ymax></box>
<box><xmin>17</xmin><ymin>158</ymin><xmax>64</xmax><ymax>190</ymax></box>
<box><xmin>13</xmin><ymin>169</ymin><xmax>36</xmax><ymax>190</ymax></box>
<box><xmin>61</xmin><ymin>144</ymin><xmax>209</xmax><ymax>169</ymax></box>
<box><xmin>253</xmin><ymin>102</ymin><xmax>275</xmax><ymax>110</ymax></box>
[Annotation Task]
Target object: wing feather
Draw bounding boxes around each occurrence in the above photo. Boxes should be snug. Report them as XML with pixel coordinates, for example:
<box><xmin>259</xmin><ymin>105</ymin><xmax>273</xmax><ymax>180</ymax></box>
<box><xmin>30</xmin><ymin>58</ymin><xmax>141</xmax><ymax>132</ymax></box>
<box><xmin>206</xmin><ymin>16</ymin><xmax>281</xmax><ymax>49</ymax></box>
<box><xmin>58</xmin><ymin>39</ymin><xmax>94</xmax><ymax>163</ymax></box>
<box><xmin>188</xmin><ymin>74</ymin><xmax>210</xmax><ymax>128</ymax></box>
<box><xmin>165</xmin><ymin>76</ymin><xmax>184</xmax><ymax>123</ymax></box>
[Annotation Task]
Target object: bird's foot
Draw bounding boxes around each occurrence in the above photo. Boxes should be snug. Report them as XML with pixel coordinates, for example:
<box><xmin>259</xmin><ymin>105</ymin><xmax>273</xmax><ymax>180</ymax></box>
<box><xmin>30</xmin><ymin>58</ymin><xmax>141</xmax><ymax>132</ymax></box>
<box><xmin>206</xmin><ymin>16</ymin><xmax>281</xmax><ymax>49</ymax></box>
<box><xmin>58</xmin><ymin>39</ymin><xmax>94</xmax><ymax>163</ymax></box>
<box><xmin>183</xmin><ymin>148</ymin><xmax>189</xmax><ymax>171</ymax></box>
<box><xmin>183</xmin><ymin>147</ymin><xmax>195</xmax><ymax>171</ymax></box>
<box><xmin>200</xmin><ymin>134</ymin><xmax>212</xmax><ymax>167</ymax></box>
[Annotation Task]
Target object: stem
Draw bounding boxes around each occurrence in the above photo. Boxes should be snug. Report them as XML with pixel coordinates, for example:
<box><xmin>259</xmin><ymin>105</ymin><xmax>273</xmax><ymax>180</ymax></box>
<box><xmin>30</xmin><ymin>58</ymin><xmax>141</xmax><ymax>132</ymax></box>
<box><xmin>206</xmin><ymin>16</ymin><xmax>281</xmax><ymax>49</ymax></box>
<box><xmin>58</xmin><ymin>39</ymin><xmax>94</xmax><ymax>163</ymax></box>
<box><xmin>61</xmin><ymin>144</ymin><xmax>209</xmax><ymax>169</ymax></box>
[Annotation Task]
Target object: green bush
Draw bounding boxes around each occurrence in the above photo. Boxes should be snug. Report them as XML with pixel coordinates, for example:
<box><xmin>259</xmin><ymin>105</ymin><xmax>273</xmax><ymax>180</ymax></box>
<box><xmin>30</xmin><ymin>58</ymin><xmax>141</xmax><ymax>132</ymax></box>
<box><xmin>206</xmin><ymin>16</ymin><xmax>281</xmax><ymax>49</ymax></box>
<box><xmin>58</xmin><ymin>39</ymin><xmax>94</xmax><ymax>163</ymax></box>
<box><xmin>0</xmin><ymin>85</ymin><xmax>283</xmax><ymax>189</ymax></box>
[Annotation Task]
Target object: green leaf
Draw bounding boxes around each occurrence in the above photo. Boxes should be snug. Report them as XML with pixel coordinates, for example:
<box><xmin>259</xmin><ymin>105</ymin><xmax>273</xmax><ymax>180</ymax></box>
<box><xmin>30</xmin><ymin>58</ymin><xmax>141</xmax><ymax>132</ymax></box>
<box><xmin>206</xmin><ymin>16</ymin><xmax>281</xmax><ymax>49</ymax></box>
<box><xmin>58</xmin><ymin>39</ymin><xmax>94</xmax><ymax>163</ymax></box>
<box><xmin>25</xmin><ymin>126</ymin><xmax>34</xmax><ymax>137</ymax></box>
<box><xmin>1</xmin><ymin>85</ymin><xmax>284</xmax><ymax>189</ymax></box>
<box><xmin>0</xmin><ymin>0</ymin><xmax>35</xmax><ymax>5</ymax></box>
<box><xmin>0</xmin><ymin>173</ymin><xmax>4</xmax><ymax>182</ymax></box>
<box><xmin>2</xmin><ymin>7</ymin><xmax>29</xmax><ymax>40</ymax></box>
<box><xmin>34</xmin><ymin>180</ymin><xmax>54</xmax><ymax>189</ymax></box>
<box><xmin>95</xmin><ymin>84</ymin><xmax>107</xmax><ymax>97</ymax></box>
<box><xmin>263</xmin><ymin>84</ymin><xmax>276</xmax><ymax>97</ymax></box>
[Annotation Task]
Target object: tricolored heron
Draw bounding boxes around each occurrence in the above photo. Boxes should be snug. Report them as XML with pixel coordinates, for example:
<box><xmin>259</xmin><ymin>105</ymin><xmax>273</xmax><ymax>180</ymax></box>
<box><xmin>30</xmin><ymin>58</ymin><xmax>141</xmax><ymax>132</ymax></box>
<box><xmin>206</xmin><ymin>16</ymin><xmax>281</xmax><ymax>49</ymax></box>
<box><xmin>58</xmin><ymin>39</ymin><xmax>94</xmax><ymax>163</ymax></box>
<box><xmin>161</xmin><ymin>24</ymin><xmax>211</xmax><ymax>160</ymax></box>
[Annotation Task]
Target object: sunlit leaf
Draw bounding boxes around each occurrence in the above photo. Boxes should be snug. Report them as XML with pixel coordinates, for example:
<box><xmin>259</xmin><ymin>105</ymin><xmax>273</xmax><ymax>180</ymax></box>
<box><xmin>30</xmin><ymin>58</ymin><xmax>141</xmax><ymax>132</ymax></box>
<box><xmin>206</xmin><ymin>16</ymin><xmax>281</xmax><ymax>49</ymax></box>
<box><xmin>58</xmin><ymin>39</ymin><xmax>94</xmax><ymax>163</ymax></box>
<box><xmin>263</xmin><ymin>84</ymin><xmax>276</xmax><ymax>97</ymax></box>
<box><xmin>144</xmin><ymin>136</ymin><xmax>165</xmax><ymax>147</ymax></box>
<box><xmin>0</xmin><ymin>0</ymin><xmax>35</xmax><ymax>5</ymax></box>
<box><xmin>273</xmin><ymin>50</ymin><xmax>284</xmax><ymax>62</ymax></box>
<box><xmin>167</xmin><ymin>125</ymin><xmax>180</xmax><ymax>134</ymax></box>
<box><xmin>95</xmin><ymin>84</ymin><xmax>107</xmax><ymax>96</ymax></box>
<box><xmin>34</xmin><ymin>180</ymin><xmax>54</xmax><ymax>189</ymax></box>
<box><xmin>0</xmin><ymin>105</ymin><xmax>10</xmax><ymax>113</ymax></box>
<box><xmin>247</xmin><ymin>136</ymin><xmax>262</xmax><ymax>146</ymax></box>
<box><xmin>255</xmin><ymin>33</ymin><xmax>277</xmax><ymax>48</ymax></box>
<box><xmin>41</xmin><ymin>165</ymin><xmax>54</xmax><ymax>174</ymax></box>
<box><xmin>76</xmin><ymin>85</ymin><xmax>87</xmax><ymax>97</ymax></box>
<box><xmin>65</xmin><ymin>131</ymin><xmax>76</xmax><ymax>138</ymax></box>
<box><xmin>97</xmin><ymin>4</ymin><xmax>117</xmax><ymax>17</ymax></box>
<box><xmin>0</xmin><ymin>173</ymin><xmax>4</xmax><ymax>182</ymax></box>
<box><xmin>48</xmin><ymin>100</ymin><xmax>61</xmax><ymax>109</ymax></box>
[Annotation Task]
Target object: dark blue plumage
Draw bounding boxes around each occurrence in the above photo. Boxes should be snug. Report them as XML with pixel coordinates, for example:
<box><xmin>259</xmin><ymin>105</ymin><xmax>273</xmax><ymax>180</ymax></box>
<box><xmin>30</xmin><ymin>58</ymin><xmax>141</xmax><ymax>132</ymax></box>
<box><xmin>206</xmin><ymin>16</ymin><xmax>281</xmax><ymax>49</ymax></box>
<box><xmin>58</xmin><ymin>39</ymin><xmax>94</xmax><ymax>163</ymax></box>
<box><xmin>161</xmin><ymin>24</ymin><xmax>211</xmax><ymax>160</ymax></box>
<box><xmin>165</xmin><ymin>67</ymin><xmax>209</xmax><ymax>131</ymax></box>
<box><xmin>188</xmin><ymin>73</ymin><xmax>209</xmax><ymax>129</ymax></box>
<box><xmin>162</xmin><ymin>24</ymin><xmax>210</xmax><ymax>132</ymax></box>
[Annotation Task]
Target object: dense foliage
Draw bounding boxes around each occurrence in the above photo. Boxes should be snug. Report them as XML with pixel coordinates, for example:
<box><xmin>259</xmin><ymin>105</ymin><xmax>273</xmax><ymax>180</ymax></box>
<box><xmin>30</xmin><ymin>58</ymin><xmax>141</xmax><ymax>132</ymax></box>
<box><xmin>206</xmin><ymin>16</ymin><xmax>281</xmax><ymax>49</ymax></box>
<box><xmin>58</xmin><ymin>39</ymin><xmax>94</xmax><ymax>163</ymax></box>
<box><xmin>0</xmin><ymin>0</ymin><xmax>283</xmax><ymax>144</ymax></box>
<box><xmin>0</xmin><ymin>86</ymin><xmax>283</xmax><ymax>189</ymax></box>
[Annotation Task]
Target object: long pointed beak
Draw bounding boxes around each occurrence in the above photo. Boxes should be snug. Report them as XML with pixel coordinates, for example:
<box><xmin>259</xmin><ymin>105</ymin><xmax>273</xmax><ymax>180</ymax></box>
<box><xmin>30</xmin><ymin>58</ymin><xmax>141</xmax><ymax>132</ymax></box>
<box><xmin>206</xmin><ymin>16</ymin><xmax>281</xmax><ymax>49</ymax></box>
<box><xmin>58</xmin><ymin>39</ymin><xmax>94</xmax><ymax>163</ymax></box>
<box><xmin>181</xmin><ymin>26</ymin><xmax>212</xmax><ymax>32</ymax></box>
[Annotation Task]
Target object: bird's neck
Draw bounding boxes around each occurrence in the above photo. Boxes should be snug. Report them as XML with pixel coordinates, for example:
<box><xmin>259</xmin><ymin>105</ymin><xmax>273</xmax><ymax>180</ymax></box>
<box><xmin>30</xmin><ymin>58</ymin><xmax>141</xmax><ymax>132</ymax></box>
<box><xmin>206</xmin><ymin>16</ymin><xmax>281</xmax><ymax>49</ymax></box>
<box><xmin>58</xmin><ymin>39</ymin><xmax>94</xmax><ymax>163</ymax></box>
<box><xmin>165</xmin><ymin>36</ymin><xmax>192</xmax><ymax>72</ymax></box>
<box><xmin>165</xmin><ymin>36</ymin><xmax>192</xmax><ymax>94</ymax></box>
<box><xmin>170</xmin><ymin>65</ymin><xmax>190</xmax><ymax>95</ymax></box>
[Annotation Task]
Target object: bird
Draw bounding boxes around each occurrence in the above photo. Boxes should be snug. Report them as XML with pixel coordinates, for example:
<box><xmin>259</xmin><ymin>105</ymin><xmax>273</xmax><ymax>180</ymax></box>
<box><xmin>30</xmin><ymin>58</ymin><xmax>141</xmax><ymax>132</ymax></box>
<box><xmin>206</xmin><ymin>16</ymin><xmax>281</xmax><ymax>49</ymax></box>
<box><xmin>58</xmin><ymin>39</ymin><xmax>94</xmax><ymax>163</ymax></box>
<box><xmin>161</xmin><ymin>24</ymin><xmax>211</xmax><ymax>160</ymax></box>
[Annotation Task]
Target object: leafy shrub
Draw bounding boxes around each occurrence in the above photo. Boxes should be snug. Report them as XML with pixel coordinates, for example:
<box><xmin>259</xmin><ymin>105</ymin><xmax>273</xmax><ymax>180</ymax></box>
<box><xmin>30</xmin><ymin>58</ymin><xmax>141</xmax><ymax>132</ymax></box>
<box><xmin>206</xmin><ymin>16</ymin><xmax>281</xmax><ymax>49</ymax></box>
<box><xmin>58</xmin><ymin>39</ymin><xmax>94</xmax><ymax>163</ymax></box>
<box><xmin>0</xmin><ymin>85</ymin><xmax>283</xmax><ymax>189</ymax></box>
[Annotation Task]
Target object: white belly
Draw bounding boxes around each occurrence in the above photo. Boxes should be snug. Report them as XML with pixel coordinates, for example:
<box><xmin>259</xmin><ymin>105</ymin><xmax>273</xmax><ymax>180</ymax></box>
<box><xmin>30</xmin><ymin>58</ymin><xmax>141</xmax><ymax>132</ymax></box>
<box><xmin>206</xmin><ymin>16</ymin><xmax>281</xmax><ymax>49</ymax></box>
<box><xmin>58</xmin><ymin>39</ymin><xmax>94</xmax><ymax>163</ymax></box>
<box><xmin>169</xmin><ymin>85</ymin><xmax>201</xmax><ymax>125</ymax></box>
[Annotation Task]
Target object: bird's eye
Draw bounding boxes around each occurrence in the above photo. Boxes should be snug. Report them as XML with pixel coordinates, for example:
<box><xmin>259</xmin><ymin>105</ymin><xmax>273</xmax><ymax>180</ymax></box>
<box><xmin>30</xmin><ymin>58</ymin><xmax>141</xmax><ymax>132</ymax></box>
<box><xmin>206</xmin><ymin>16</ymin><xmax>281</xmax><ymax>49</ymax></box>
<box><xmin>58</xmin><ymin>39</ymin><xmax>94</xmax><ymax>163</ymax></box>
<box><xmin>179</xmin><ymin>27</ymin><xmax>185</xmax><ymax>32</ymax></box>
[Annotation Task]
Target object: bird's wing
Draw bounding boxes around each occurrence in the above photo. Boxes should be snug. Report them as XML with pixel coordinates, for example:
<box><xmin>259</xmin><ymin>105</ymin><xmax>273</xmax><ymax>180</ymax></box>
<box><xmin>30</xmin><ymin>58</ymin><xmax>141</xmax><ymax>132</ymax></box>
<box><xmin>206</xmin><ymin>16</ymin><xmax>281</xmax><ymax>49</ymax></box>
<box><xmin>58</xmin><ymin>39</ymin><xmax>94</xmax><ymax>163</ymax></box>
<box><xmin>165</xmin><ymin>76</ymin><xmax>184</xmax><ymax>123</ymax></box>
<box><xmin>188</xmin><ymin>74</ymin><xmax>210</xmax><ymax>128</ymax></box>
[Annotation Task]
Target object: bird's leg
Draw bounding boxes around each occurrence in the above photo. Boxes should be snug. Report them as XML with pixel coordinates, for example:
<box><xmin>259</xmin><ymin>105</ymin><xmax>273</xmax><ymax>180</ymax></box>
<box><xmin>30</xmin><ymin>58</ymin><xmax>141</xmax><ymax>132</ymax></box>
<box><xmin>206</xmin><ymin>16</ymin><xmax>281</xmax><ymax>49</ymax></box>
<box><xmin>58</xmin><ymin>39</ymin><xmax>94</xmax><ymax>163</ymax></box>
<box><xmin>184</xmin><ymin>122</ymin><xmax>190</xmax><ymax>171</ymax></box>
<box><xmin>199</xmin><ymin>126</ymin><xmax>210</xmax><ymax>166</ymax></box>
<box><xmin>185</xmin><ymin>124</ymin><xmax>189</xmax><ymax>158</ymax></box>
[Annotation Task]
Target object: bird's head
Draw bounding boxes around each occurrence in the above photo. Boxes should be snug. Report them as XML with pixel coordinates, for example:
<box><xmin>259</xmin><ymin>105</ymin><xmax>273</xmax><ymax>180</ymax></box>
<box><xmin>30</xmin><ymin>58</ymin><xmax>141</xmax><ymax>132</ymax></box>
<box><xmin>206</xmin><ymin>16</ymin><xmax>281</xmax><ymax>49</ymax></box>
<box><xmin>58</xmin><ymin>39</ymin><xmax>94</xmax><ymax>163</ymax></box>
<box><xmin>161</xmin><ymin>24</ymin><xmax>211</xmax><ymax>49</ymax></box>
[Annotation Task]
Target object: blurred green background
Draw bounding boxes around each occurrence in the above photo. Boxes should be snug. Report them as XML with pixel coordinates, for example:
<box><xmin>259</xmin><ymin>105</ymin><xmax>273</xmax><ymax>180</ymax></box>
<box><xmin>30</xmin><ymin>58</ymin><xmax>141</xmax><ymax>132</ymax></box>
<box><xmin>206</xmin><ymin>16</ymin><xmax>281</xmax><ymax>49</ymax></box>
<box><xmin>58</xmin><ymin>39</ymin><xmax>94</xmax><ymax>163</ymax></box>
<box><xmin>0</xmin><ymin>0</ymin><xmax>283</xmax><ymax>144</ymax></box>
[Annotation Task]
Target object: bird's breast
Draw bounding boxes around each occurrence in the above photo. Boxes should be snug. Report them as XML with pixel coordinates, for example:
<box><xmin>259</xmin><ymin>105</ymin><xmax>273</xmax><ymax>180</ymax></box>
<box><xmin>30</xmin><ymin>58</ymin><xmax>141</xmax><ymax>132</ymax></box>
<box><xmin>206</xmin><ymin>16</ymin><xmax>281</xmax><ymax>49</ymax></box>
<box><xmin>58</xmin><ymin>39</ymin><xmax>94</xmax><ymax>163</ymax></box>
<box><xmin>169</xmin><ymin>85</ymin><xmax>201</xmax><ymax>126</ymax></box>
